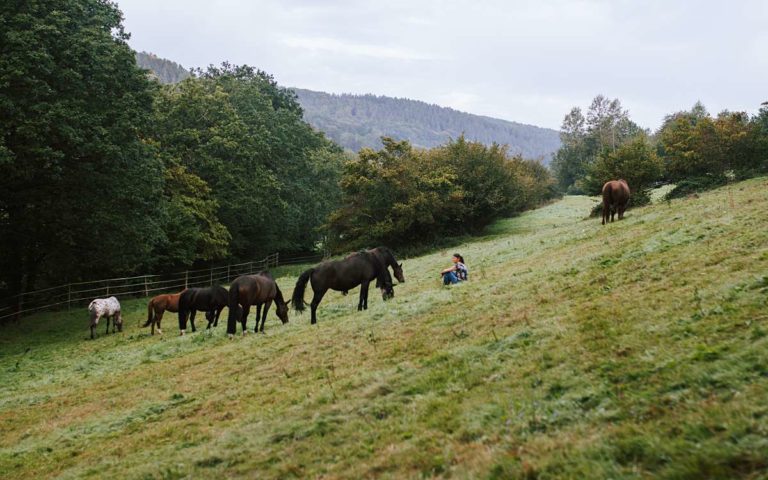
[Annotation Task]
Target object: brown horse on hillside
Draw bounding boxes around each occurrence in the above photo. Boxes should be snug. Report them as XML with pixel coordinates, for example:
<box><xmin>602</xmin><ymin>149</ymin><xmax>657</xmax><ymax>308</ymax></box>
<box><xmin>226</xmin><ymin>272</ymin><xmax>289</xmax><ymax>336</ymax></box>
<box><xmin>602</xmin><ymin>179</ymin><xmax>630</xmax><ymax>225</ymax></box>
<box><xmin>143</xmin><ymin>290</ymin><xmax>185</xmax><ymax>335</ymax></box>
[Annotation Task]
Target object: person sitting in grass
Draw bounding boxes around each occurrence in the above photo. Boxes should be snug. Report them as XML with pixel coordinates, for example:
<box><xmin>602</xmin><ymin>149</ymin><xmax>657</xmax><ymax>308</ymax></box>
<box><xmin>441</xmin><ymin>253</ymin><xmax>468</xmax><ymax>285</ymax></box>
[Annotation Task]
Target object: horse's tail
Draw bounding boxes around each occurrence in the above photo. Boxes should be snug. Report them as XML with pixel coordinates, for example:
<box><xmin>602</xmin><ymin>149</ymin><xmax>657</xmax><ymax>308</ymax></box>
<box><xmin>143</xmin><ymin>298</ymin><xmax>155</xmax><ymax>327</ymax></box>
<box><xmin>226</xmin><ymin>280</ymin><xmax>241</xmax><ymax>335</ymax></box>
<box><xmin>292</xmin><ymin>268</ymin><xmax>314</xmax><ymax>312</ymax></box>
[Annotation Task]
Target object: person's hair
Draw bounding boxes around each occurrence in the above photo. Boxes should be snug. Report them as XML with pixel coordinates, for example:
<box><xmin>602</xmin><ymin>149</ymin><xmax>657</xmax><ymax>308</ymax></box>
<box><xmin>452</xmin><ymin>253</ymin><xmax>465</xmax><ymax>263</ymax></box>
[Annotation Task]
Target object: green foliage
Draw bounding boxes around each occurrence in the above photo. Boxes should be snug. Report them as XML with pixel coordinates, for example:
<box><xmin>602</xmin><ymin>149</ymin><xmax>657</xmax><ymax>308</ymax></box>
<box><xmin>660</xmin><ymin>109</ymin><xmax>763</xmax><ymax>181</ymax></box>
<box><xmin>0</xmin><ymin>0</ymin><xmax>165</xmax><ymax>294</ymax></box>
<box><xmin>327</xmin><ymin>136</ymin><xmax>555</xmax><ymax>250</ymax></box>
<box><xmin>0</xmin><ymin>4</ymin><xmax>346</xmax><ymax>298</ymax></box>
<box><xmin>552</xmin><ymin>96</ymin><xmax>643</xmax><ymax>192</ymax></box>
<box><xmin>581</xmin><ymin>133</ymin><xmax>663</xmax><ymax>196</ymax></box>
<box><xmin>150</xmin><ymin>64</ymin><xmax>345</xmax><ymax>261</ymax></box>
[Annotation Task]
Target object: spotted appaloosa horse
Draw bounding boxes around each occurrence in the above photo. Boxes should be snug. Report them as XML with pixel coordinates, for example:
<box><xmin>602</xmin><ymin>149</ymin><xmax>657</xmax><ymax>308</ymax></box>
<box><xmin>88</xmin><ymin>296</ymin><xmax>122</xmax><ymax>339</ymax></box>
<box><xmin>602</xmin><ymin>179</ymin><xmax>630</xmax><ymax>225</ymax></box>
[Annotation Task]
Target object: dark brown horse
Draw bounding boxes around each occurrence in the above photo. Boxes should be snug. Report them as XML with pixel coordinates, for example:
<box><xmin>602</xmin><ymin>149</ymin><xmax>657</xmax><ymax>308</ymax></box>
<box><xmin>602</xmin><ymin>179</ymin><xmax>630</xmax><ymax>225</ymax></box>
<box><xmin>178</xmin><ymin>286</ymin><xmax>228</xmax><ymax>334</ymax></box>
<box><xmin>341</xmin><ymin>247</ymin><xmax>405</xmax><ymax>294</ymax></box>
<box><xmin>292</xmin><ymin>250</ymin><xmax>395</xmax><ymax>325</ymax></box>
<box><xmin>143</xmin><ymin>290</ymin><xmax>185</xmax><ymax>335</ymax></box>
<box><xmin>226</xmin><ymin>272</ymin><xmax>289</xmax><ymax>336</ymax></box>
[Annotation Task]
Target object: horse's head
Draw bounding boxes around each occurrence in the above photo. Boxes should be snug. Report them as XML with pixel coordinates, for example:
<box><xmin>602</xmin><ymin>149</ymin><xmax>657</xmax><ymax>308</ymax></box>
<box><xmin>393</xmin><ymin>262</ymin><xmax>405</xmax><ymax>283</ymax></box>
<box><xmin>380</xmin><ymin>283</ymin><xmax>395</xmax><ymax>301</ymax></box>
<box><xmin>277</xmin><ymin>300</ymin><xmax>290</xmax><ymax>324</ymax></box>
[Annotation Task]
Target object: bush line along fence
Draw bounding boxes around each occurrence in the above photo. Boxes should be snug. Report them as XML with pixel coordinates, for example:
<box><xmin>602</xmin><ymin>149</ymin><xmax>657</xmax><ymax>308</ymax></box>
<box><xmin>0</xmin><ymin>252</ymin><xmax>324</xmax><ymax>323</ymax></box>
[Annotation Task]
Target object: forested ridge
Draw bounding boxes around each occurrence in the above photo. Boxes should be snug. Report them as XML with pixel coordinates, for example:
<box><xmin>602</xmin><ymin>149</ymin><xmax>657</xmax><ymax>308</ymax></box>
<box><xmin>135</xmin><ymin>51</ymin><xmax>191</xmax><ymax>84</ymax></box>
<box><xmin>133</xmin><ymin>54</ymin><xmax>561</xmax><ymax>160</ymax></box>
<box><xmin>293</xmin><ymin>88</ymin><xmax>561</xmax><ymax>160</ymax></box>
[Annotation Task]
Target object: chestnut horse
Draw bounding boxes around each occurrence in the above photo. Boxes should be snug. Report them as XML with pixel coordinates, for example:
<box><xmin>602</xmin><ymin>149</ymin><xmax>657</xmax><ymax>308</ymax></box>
<box><xmin>143</xmin><ymin>290</ymin><xmax>184</xmax><ymax>335</ymax></box>
<box><xmin>226</xmin><ymin>272</ymin><xmax>289</xmax><ymax>336</ymax></box>
<box><xmin>602</xmin><ymin>179</ymin><xmax>630</xmax><ymax>225</ymax></box>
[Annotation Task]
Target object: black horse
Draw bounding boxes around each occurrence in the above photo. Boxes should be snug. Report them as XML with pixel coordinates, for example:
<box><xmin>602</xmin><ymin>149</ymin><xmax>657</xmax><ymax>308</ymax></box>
<box><xmin>177</xmin><ymin>286</ymin><xmax>228</xmax><ymax>334</ymax></box>
<box><xmin>292</xmin><ymin>251</ymin><xmax>395</xmax><ymax>324</ymax></box>
<box><xmin>368</xmin><ymin>246</ymin><xmax>405</xmax><ymax>286</ymax></box>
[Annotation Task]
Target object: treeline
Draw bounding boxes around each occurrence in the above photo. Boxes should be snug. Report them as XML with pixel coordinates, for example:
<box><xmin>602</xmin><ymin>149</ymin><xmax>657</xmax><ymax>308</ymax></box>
<box><xmin>552</xmin><ymin>96</ymin><xmax>768</xmax><ymax>202</ymax></box>
<box><xmin>0</xmin><ymin>1</ymin><xmax>344</xmax><ymax>299</ymax></box>
<box><xmin>293</xmin><ymin>88</ymin><xmax>562</xmax><ymax>160</ymax></box>
<box><xmin>135</xmin><ymin>51</ymin><xmax>192</xmax><ymax>84</ymax></box>
<box><xmin>327</xmin><ymin>136</ymin><xmax>557</xmax><ymax>252</ymax></box>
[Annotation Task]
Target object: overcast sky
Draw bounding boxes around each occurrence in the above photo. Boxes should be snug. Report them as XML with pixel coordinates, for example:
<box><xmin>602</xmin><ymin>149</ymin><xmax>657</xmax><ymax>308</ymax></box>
<box><xmin>119</xmin><ymin>0</ymin><xmax>767</xmax><ymax>130</ymax></box>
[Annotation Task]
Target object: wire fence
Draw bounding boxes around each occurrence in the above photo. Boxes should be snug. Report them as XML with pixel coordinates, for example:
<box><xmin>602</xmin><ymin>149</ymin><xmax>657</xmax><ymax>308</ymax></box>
<box><xmin>0</xmin><ymin>252</ymin><xmax>325</xmax><ymax>322</ymax></box>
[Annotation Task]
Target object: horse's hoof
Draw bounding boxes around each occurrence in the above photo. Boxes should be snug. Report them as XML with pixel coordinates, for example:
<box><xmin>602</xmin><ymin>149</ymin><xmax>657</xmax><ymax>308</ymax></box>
<box><xmin>242</xmin><ymin>331</ymin><xmax>247</xmax><ymax>337</ymax></box>
<box><xmin>228</xmin><ymin>334</ymin><xmax>234</xmax><ymax>340</ymax></box>
<box><xmin>157</xmin><ymin>329</ymin><xmax>163</xmax><ymax>335</ymax></box>
<box><xmin>180</xmin><ymin>330</ymin><xmax>185</xmax><ymax>336</ymax></box>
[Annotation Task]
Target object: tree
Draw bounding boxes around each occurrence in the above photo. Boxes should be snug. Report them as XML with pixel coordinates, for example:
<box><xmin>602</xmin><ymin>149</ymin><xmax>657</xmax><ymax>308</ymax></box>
<box><xmin>582</xmin><ymin>133</ymin><xmax>663</xmax><ymax>202</ymax></box>
<box><xmin>0</xmin><ymin>0</ymin><xmax>165</xmax><ymax>296</ymax></box>
<box><xmin>552</xmin><ymin>96</ymin><xmax>642</xmax><ymax>193</ymax></box>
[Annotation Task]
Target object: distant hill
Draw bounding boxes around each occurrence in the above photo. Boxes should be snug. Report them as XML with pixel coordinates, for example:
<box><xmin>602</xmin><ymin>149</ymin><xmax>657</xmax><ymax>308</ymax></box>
<box><xmin>133</xmin><ymin>53</ymin><xmax>560</xmax><ymax>161</ymax></box>
<box><xmin>135</xmin><ymin>51</ymin><xmax>191</xmax><ymax>84</ymax></box>
<box><xmin>293</xmin><ymin>89</ymin><xmax>560</xmax><ymax>161</ymax></box>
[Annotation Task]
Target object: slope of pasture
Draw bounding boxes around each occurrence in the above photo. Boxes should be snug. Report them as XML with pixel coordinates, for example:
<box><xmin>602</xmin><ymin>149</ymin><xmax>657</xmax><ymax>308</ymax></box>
<box><xmin>1</xmin><ymin>179</ymin><xmax>767</xmax><ymax>479</ymax></box>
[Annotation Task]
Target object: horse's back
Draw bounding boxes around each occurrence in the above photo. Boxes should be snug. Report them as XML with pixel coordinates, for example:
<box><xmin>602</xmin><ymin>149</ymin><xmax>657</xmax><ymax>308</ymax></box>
<box><xmin>602</xmin><ymin>180</ymin><xmax>630</xmax><ymax>205</ymax></box>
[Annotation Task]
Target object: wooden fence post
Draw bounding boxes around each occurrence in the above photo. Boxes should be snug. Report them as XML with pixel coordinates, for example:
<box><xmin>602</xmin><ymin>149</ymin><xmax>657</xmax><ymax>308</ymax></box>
<box><xmin>105</xmin><ymin>282</ymin><xmax>110</xmax><ymax>296</ymax></box>
<box><xmin>210</xmin><ymin>266</ymin><xmax>213</xmax><ymax>285</ymax></box>
<box><xmin>227</xmin><ymin>265</ymin><xmax>230</xmax><ymax>282</ymax></box>
<box><xmin>185</xmin><ymin>271</ymin><xmax>189</xmax><ymax>289</ymax></box>
<box><xmin>144</xmin><ymin>276</ymin><xmax>149</xmax><ymax>297</ymax></box>
<box><xmin>68</xmin><ymin>285</ymin><xmax>71</xmax><ymax>311</ymax></box>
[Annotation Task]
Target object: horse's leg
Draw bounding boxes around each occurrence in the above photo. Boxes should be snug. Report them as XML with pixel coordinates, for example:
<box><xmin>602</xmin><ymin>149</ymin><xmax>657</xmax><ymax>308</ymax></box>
<box><xmin>105</xmin><ymin>316</ymin><xmax>110</xmax><ymax>335</ymax></box>
<box><xmin>359</xmin><ymin>281</ymin><xmax>370</xmax><ymax>310</ymax></box>
<box><xmin>241</xmin><ymin>304</ymin><xmax>251</xmax><ymax>335</ymax></box>
<box><xmin>190</xmin><ymin>310</ymin><xmax>197</xmax><ymax>332</ymax></box>
<box><xmin>214</xmin><ymin>307</ymin><xmax>223</xmax><ymax>327</ymax></box>
<box><xmin>254</xmin><ymin>304</ymin><xmax>261</xmax><ymax>333</ymax></box>
<box><xmin>156</xmin><ymin>310</ymin><xmax>163</xmax><ymax>335</ymax></box>
<box><xmin>310</xmin><ymin>289</ymin><xmax>327</xmax><ymax>325</ymax></box>
<box><xmin>261</xmin><ymin>301</ymin><xmax>272</xmax><ymax>333</ymax></box>
<box><xmin>619</xmin><ymin>203</ymin><xmax>626</xmax><ymax>220</ymax></box>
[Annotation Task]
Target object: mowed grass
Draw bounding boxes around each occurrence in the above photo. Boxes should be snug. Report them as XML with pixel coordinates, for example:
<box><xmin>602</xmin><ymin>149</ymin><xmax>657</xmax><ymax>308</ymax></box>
<box><xmin>1</xmin><ymin>178</ymin><xmax>767</xmax><ymax>479</ymax></box>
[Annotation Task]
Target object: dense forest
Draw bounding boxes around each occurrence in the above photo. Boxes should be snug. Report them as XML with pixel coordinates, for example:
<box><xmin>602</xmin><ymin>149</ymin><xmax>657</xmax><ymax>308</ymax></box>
<box><xmin>294</xmin><ymin>89</ymin><xmax>561</xmax><ymax>160</ymax></box>
<box><xmin>132</xmin><ymin>54</ymin><xmax>561</xmax><ymax>160</ymax></box>
<box><xmin>551</xmin><ymin>96</ymin><xmax>768</xmax><ymax>204</ymax></box>
<box><xmin>0</xmin><ymin>1</ymin><xmax>555</xmax><ymax>305</ymax></box>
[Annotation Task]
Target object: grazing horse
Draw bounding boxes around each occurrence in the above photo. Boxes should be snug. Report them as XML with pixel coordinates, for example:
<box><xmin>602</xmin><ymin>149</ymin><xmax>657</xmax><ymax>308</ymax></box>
<box><xmin>177</xmin><ymin>286</ymin><xmax>228</xmax><ymax>334</ymax></box>
<box><xmin>369</xmin><ymin>246</ymin><xmax>405</xmax><ymax>286</ymax></box>
<box><xmin>292</xmin><ymin>251</ymin><xmax>395</xmax><ymax>325</ymax></box>
<box><xmin>225</xmin><ymin>272</ymin><xmax>289</xmax><ymax>336</ymax></box>
<box><xmin>342</xmin><ymin>246</ymin><xmax>405</xmax><ymax>294</ymax></box>
<box><xmin>88</xmin><ymin>296</ymin><xmax>122</xmax><ymax>340</ymax></box>
<box><xmin>143</xmin><ymin>290</ymin><xmax>184</xmax><ymax>335</ymax></box>
<box><xmin>602</xmin><ymin>179</ymin><xmax>630</xmax><ymax>225</ymax></box>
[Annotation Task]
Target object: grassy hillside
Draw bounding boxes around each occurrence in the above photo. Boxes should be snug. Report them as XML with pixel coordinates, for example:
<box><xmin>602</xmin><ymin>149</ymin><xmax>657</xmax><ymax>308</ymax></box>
<box><xmin>294</xmin><ymin>88</ymin><xmax>561</xmax><ymax>161</ymax></box>
<box><xmin>1</xmin><ymin>179</ymin><xmax>767</xmax><ymax>479</ymax></box>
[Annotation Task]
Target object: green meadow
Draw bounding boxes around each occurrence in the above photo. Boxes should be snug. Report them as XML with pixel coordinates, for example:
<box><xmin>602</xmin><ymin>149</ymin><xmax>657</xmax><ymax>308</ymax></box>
<box><xmin>1</xmin><ymin>178</ymin><xmax>766</xmax><ymax>479</ymax></box>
